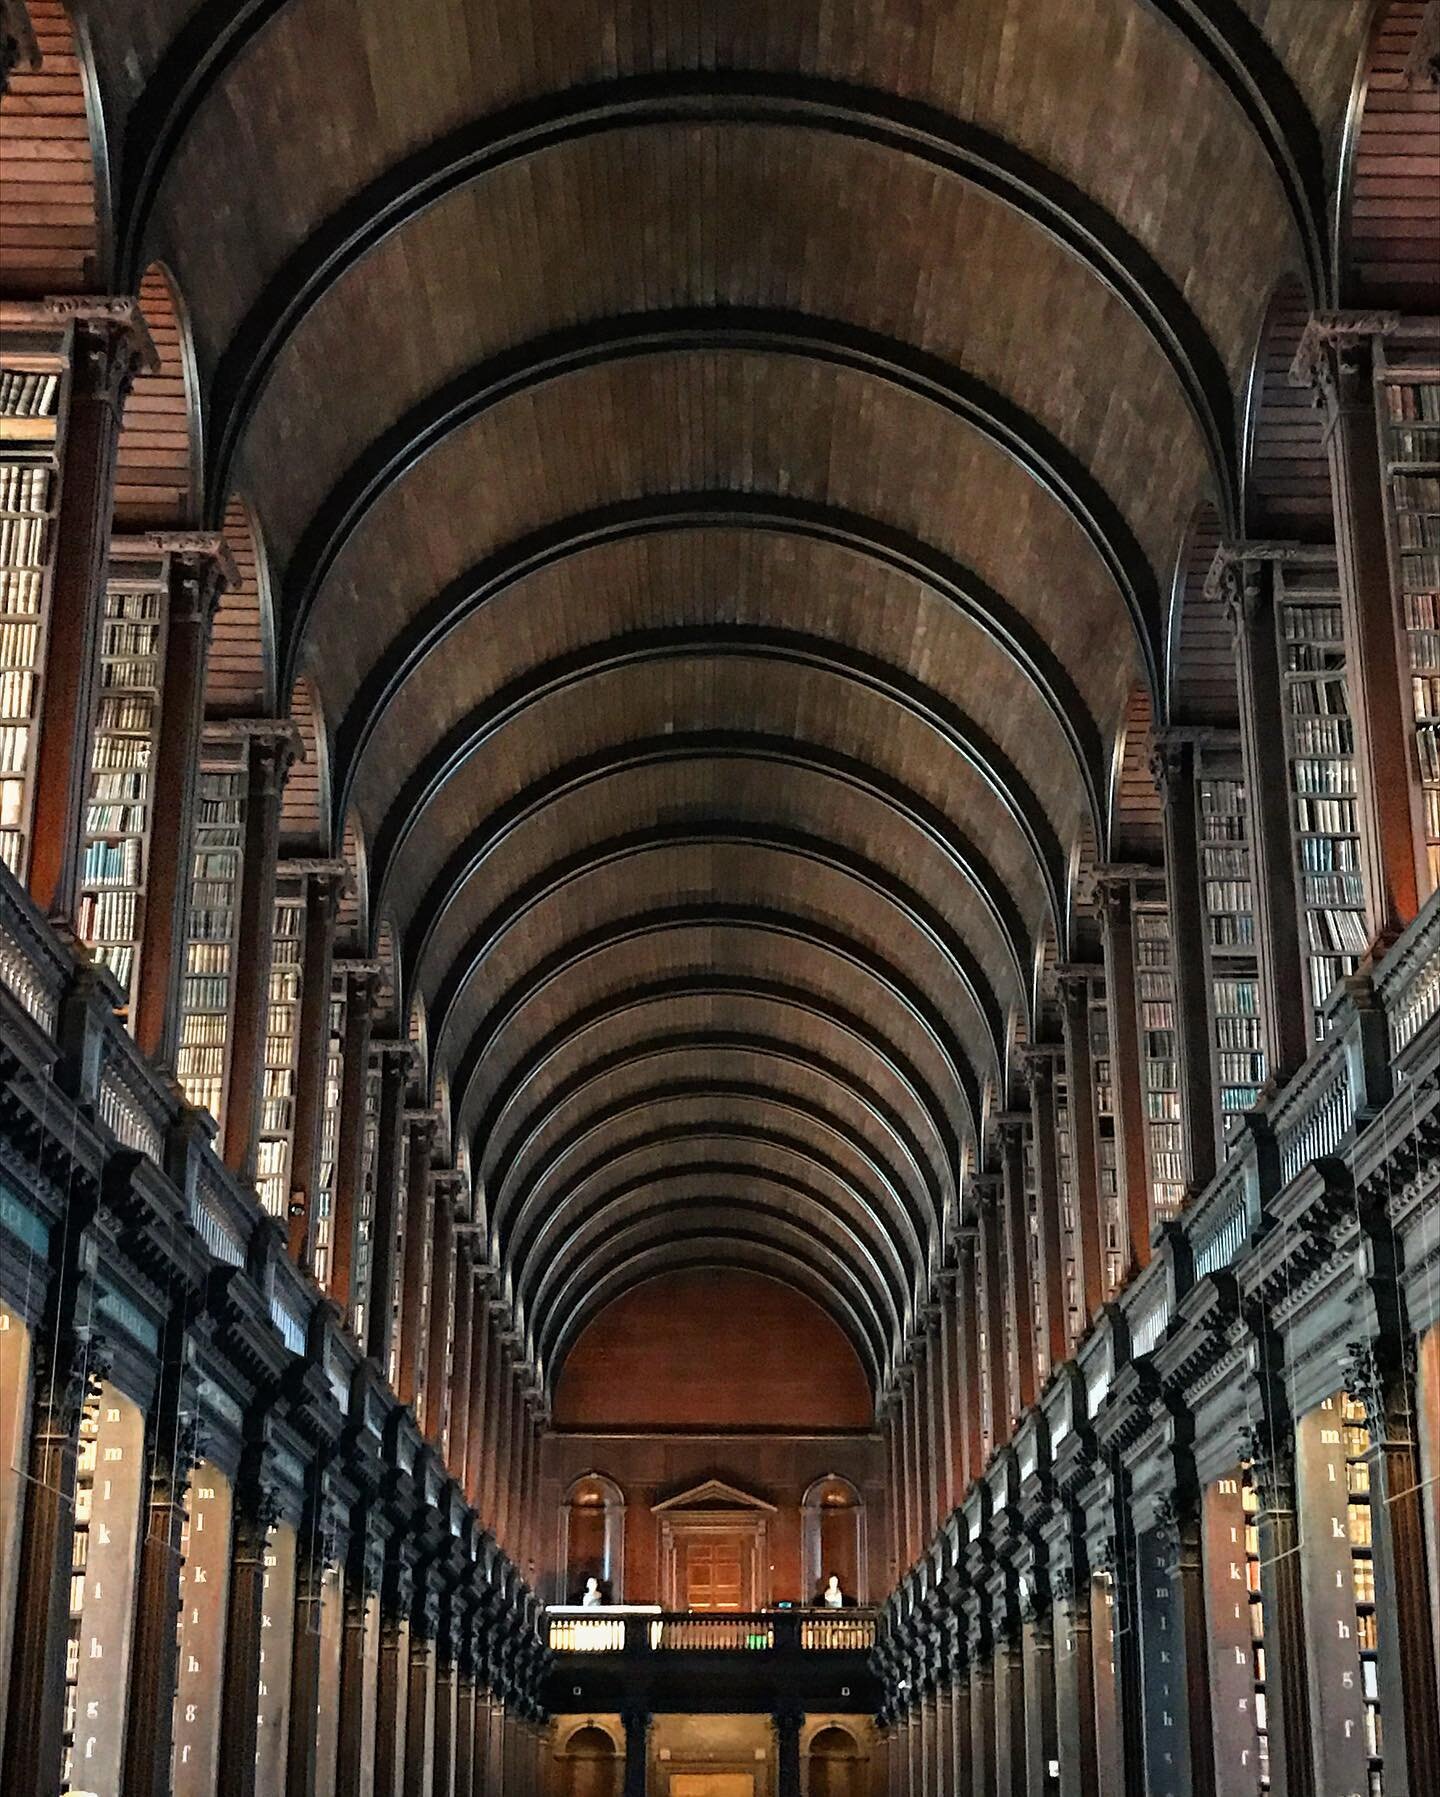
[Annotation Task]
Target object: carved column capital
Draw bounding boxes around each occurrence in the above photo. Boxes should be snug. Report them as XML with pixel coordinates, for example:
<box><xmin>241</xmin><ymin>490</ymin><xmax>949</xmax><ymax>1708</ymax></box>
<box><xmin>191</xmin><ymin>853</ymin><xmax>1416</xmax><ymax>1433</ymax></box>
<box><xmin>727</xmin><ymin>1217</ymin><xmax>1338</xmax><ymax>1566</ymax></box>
<box><xmin>1289</xmin><ymin>309</ymin><xmax>1399</xmax><ymax>409</ymax></box>
<box><xmin>46</xmin><ymin>296</ymin><xmax>159</xmax><ymax>411</ymax></box>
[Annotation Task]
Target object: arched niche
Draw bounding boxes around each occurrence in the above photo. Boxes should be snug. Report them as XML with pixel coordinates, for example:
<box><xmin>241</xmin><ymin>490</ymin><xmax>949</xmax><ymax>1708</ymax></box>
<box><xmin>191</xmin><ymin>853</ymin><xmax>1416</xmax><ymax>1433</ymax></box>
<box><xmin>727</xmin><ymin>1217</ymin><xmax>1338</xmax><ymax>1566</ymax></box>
<box><xmin>1241</xmin><ymin>275</ymin><xmax>1332</xmax><ymax>544</ymax></box>
<box><xmin>806</xmin><ymin>1724</ymin><xmax>865</xmax><ymax>1797</ymax></box>
<box><xmin>280</xmin><ymin>672</ymin><xmax>332</xmax><ymax>854</ymax></box>
<box><xmin>561</xmin><ymin>1473</ymin><xmax>625</xmax><ymax>1604</ymax></box>
<box><xmin>113</xmin><ymin>264</ymin><xmax>202</xmax><ymax>529</ymax></box>
<box><xmin>336</xmin><ymin>809</ymin><xmax>369</xmax><ymax>953</ymax></box>
<box><xmin>1108</xmin><ymin>684</ymin><xmax>1163</xmax><ymax>866</ymax></box>
<box><xmin>1165</xmin><ymin>503</ymin><xmax>1236</xmax><ymax>730</ymax></box>
<box><xmin>209</xmin><ymin>496</ymin><xmax>278</xmax><ymax>718</ymax></box>
<box><xmin>801</xmin><ymin>1474</ymin><xmax>866</xmax><ymax>1606</ymax></box>
<box><xmin>555</xmin><ymin>1723</ymin><xmax>621</xmax><ymax>1797</ymax></box>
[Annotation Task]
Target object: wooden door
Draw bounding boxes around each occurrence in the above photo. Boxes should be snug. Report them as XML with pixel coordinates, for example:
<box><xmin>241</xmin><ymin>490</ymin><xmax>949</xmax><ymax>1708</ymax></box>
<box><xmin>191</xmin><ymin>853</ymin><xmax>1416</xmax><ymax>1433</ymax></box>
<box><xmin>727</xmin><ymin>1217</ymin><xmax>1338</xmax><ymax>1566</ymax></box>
<box><xmin>683</xmin><ymin>1535</ymin><xmax>745</xmax><ymax>1610</ymax></box>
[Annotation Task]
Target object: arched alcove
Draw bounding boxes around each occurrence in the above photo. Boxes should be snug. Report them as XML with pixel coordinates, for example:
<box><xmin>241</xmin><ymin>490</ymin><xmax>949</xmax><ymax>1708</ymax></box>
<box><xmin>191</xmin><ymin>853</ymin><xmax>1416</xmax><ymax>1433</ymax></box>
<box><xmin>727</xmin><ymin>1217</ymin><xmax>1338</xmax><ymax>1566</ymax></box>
<box><xmin>802</xmin><ymin>1475</ymin><xmax>866</xmax><ymax>1606</ymax></box>
<box><xmin>561</xmin><ymin>1473</ymin><xmax>626</xmax><ymax>1604</ymax></box>
<box><xmin>280</xmin><ymin>673</ymin><xmax>331</xmax><ymax>854</ymax></box>
<box><xmin>1241</xmin><ymin>275</ymin><xmax>1332</xmax><ymax>544</ymax></box>
<box><xmin>807</xmin><ymin>1725</ymin><xmax>864</xmax><ymax>1797</ymax></box>
<box><xmin>1165</xmin><ymin>503</ymin><xmax>1236</xmax><ymax>729</ymax></box>
<box><xmin>556</xmin><ymin>1723</ymin><xmax>621</xmax><ymax>1797</ymax></box>
<box><xmin>209</xmin><ymin>497</ymin><xmax>278</xmax><ymax>718</ymax></box>
<box><xmin>113</xmin><ymin>264</ymin><xmax>201</xmax><ymax>529</ymax></box>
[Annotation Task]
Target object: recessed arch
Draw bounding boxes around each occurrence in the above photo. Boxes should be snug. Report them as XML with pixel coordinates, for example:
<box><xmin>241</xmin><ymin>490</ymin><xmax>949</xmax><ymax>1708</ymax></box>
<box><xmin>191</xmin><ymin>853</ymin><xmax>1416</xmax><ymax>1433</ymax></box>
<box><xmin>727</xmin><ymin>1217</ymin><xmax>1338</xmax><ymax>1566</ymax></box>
<box><xmin>335</xmin><ymin>809</ymin><xmax>369</xmax><ymax>950</ymax></box>
<box><xmin>113</xmin><ymin>264</ymin><xmax>203</xmax><ymax>529</ymax></box>
<box><xmin>278</xmin><ymin>672</ymin><xmax>330</xmax><ymax>853</ymax></box>
<box><xmin>1241</xmin><ymin>273</ymin><xmax>1333</xmax><ymax>544</ymax></box>
<box><xmin>208</xmin><ymin>496</ymin><xmax>277</xmax><ymax>717</ymax></box>
<box><xmin>1165</xmin><ymin>502</ymin><xmax>1236</xmax><ymax>728</ymax></box>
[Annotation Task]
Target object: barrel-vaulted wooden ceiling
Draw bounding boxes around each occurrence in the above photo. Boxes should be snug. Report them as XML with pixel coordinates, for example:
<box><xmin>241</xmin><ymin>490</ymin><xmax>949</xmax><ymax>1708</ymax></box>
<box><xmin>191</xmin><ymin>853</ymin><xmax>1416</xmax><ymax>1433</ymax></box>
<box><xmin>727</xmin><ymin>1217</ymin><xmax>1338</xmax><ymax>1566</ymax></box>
<box><xmin>38</xmin><ymin>0</ymin><xmax>1432</xmax><ymax>1393</ymax></box>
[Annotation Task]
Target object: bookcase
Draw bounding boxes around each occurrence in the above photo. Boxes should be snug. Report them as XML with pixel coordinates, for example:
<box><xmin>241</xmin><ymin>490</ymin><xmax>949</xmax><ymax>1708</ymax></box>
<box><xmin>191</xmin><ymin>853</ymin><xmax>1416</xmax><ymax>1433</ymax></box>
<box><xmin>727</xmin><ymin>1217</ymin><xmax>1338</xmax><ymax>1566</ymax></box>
<box><xmin>350</xmin><ymin>1058</ymin><xmax>382</xmax><ymax>1343</ymax></box>
<box><xmin>76</xmin><ymin>545</ymin><xmax>168</xmax><ymax>1012</ymax></box>
<box><xmin>1197</xmin><ymin>755</ymin><xmax>1268</xmax><ymax>1138</ymax></box>
<box><xmin>1376</xmin><ymin>339</ymin><xmax>1440</xmax><ymax>898</ymax></box>
<box><xmin>1133</xmin><ymin>899</ymin><xmax>1185</xmax><ymax>1223</ymax></box>
<box><xmin>310</xmin><ymin>969</ymin><xmax>347</xmax><ymax>1287</ymax></box>
<box><xmin>1341</xmin><ymin>1391</ymin><xmax>1384</xmax><ymax>1791</ymax></box>
<box><xmin>0</xmin><ymin>340</ymin><xmax>66</xmax><ymax>878</ymax></box>
<box><xmin>1241</xmin><ymin>1471</ymin><xmax>1271</xmax><ymax>1792</ymax></box>
<box><xmin>1053</xmin><ymin>1064</ymin><xmax>1082</xmax><ymax>1350</ymax></box>
<box><xmin>1022</xmin><ymin>1123</ymin><xmax>1048</xmax><ymax>1386</ymax></box>
<box><xmin>256</xmin><ymin>872</ymin><xmax>306</xmax><ymax>1221</ymax></box>
<box><xmin>1088</xmin><ymin>996</ymin><xmax>1123</xmax><ymax>1294</ymax></box>
<box><xmin>386</xmin><ymin>1124</ymin><xmax>410</xmax><ymax>1389</ymax></box>
<box><xmin>62</xmin><ymin>1395</ymin><xmax>99</xmax><ymax>1792</ymax></box>
<box><xmin>175</xmin><ymin>733</ymin><xmax>248</xmax><ymax>1122</ymax></box>
<box><xmin>1275</xmin><ymin>557</ymin><xmax>1369</xmax><ymax>1036</ymax></box>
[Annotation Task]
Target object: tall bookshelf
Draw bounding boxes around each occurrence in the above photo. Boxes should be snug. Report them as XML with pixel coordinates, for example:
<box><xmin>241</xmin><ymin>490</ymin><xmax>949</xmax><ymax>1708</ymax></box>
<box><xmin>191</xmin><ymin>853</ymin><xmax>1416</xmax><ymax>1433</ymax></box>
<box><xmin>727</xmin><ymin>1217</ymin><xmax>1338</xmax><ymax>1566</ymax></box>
<box><xmin>350</xmin><ymin>1058</ymin><xmax>381</xmax><ymax>1343</ymax></box>
<box><xmin>1053</xmin><ymin>1064</ymin><xmax>1082</xmax><ymax>1350</ymax></box>
<box><xmin>1241</xmin><ymin>1470</ymin><xmax>1271</xmax><ymax>1792</ymax></box>
<box><xmin>1088</xmin><ymin>997</ymin><xmax>1123</xmax><ymax>1294</ymax></box>
<box><xmin>1198</xmin><ymin>762</ymin><xmax>1268</xmax><ymax>1138</ymax></box>
<box><xmin>1376</xmin><ymin>343</ymin><xmax>1440</xmax><ymax>898</ymax></box>
<box><xmin>77</xmin><ymin>551</ymin><xmax>168</xmax><ymax>1011</ymax></box>
<box><xmin>256</xmin><ymin>873</ymin><xmax>305</xmax><ymax>1221</ymax></box>
<box><xmin>386</xmin><ymin>1124</ymin><xmax>409</xmax><ymax>1389</ymax></box>
<box><xmin>1134</xmin><ymin>902</ymin><xmax>1185</xmax><ymax>1222</ymax></box>
<box><xmin>0</xmin><ymin>346</ymin><xmax>64</xmax><ymax>878</ymax></box>
<box><xmin>1341</xmin><ymin>1391</ymin><xmax>1384</xmax><ymax>1794</ymax></box>
<box><xmin>310</xmin><ymin>970</ymin><xmax>347</xmax><ymax>1287</ymax></box>
<box><xmin>61</xmin><ymin>1394</ymin><xmax>100</xmax><ymax>1792</ymax></box>
<box><xmin>176</xmin><ymin>735</ymin><xmax>248</xmax><ymax>1122</ymax></box>
<box><xmin>1022</xmin><ymin>1123</ymin><xmax>1048</xmax><ymax>1386</ymax></box>
<box><xmin>1277</xmin><ymin>560</ymin><xmax>1369</xmax><ymax>1036</ymax></box>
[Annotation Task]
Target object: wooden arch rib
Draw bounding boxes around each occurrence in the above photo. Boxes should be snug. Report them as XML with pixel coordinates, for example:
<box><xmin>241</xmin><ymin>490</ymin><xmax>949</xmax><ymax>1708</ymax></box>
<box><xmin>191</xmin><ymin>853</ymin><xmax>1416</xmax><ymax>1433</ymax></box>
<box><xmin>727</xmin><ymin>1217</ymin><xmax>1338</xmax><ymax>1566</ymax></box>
<box><xmin>193</xmin><ymin>74</ymin><xmax>1241</xmax><ymax>511</ymax></box>
<box><xmin>425</xmin><ymin>820</ymin><xmax>1010</xmax><ymax>1081</ymax></box>
<box><xmin>495</xmin><ymin>1083</ymin><xmax>929</xmax><ymax>1286</ymax></box>
<box><xmin>484</xmin><ymin>1027</ymin><xmax>950</xmax><ymax>1248</ymax></box>
<box><xmin>446</xmin><ymin>902</ymin><xmax>986</xmax><ymax>1170</ymax></box>
<box><xmin>520</xmin><ymin>1178</ymin><xmax>905</xmax><ymax>1360</ymax></box>
<box><xmin>281</xmin><ymin>310</ymin><xmax>1165</xmax><ymax>691</ymax></box>
<box><xmin>514</xmin><ymin>1150</ymin><xmax>913</xmax><ymax>1331</ymax></box>
<box><xmin>536</xmin><ymin>1236</ymin><xmax>887</xmax><ymax>1390</ymax></box>
<box><xmin>1338</xmin><ymin>1</ymin><xmax>1440</xmax><ymax>306</ymax></box>
<box><xmin>338</xmin><ymin>497</ymin><xmax>1108</xmax><ymax>843</ymax></box>
<box><xmin>361</xmin><ymin>629</ymin><xmax>1072</xmax><ymax>949</ymax></box>
<box><xmin>405</xmin><ymin>734</ymin><xmax>1032</xmax><ymax>1017</ymax></box>
<box><xmin>113</xmin><ymin>265</ymin><xmax>199</xmax><ymax>529</ymax></box>
<box><xmin>465</xmin><ymin>973</ymin><xmax>965</xmax><ymax>1206</ymax></box>
<box><xmin>0</xmin><ymin>0</ymin><xmax>103</xmax><ymax>294</ymax></box>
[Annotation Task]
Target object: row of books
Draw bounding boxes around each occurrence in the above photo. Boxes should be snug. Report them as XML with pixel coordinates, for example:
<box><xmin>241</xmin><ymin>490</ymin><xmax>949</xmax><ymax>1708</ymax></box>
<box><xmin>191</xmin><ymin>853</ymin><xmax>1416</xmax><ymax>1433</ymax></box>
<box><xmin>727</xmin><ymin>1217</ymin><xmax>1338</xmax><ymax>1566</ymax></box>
<box><xmin>81</xmin><ymin>836</ymin><xmax>141</xmax><ymax>886</ymax></box>
<box><xmin>1292</xmin><ymin>755</ymin><xmax>1358</xmax><ymax>796</ymax></box>
<box><xmin>0</xmin><ymin>517</ymin><xmax>49</xmax><ymax>569</ymax></box>
<box><xmin>76</xmin><ymin>888</ymin><xmax>139</xmax><ymax>941</ymax></box>
<box><xmin>1302</xmin><ymin>871</ymin><xmax>1366</xmax><ymax>910</ymax></box>
<box><xmin>0</xmin><ymin>370</ymin><xmax>59</xmax><ymax>418</ymax></box>
<box><xmin>1385</xmin><ymin>382</ymin><xmax>1440</xmax><ymax>424</ymax></box>
<box><xmin>1306</xmin><ymin>905</ymin><xmax>1370</xmax><ymax>955</ymax></box>
<box><xmin>95</xmin><ymin>694</ymin><xmax>157</xmax><ymax>734</ymax></box>
<box><xmin>0</xmin><ymin>462</ymin><xmax>50</xmax><ymax>509</ymax></box>
<box><xmin>0</xmin><ymin>570</ymin><xmax>44</xmax><ymax>613</ymax></box>
<box><xmin>1209</xmin><ymin>914</ymin><xmax>1256</xmax><ymax>949</ymax></box>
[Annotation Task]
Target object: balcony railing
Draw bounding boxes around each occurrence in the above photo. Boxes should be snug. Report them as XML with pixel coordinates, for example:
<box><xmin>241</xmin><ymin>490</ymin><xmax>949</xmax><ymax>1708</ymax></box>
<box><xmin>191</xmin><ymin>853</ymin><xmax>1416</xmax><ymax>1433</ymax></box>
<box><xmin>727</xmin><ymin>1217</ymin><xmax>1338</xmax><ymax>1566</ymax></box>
<box><xmin>545</xmin><ymin>1606</ymin><xmax>878</xmax><ymax>1655</ymax></box>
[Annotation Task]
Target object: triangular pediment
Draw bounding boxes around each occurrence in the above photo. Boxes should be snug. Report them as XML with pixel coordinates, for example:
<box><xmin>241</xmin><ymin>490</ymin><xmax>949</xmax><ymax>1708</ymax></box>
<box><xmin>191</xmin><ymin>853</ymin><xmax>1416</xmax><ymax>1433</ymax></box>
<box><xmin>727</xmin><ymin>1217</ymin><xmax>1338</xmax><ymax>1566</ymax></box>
<box><xmin>651</xmin><ymin>1478</ymin><xmax>776</xmax><ymax>1515</ymax></box>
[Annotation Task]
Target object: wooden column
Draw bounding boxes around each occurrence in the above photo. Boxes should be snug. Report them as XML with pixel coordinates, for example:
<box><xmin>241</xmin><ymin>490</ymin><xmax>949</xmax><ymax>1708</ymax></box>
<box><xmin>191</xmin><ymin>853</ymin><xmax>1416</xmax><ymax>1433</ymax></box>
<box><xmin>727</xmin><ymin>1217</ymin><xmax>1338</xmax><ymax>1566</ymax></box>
<box><xmin>478</xmin><ymin>1308</ymin><xmax>504</xmax><ymax>1524</ymax></box>
<box><xmin>996</xmin><ymin>1115</ymin><xmax>1037</xmax><ymax>1414</ymax></box>
<box><xmin>131</xmin><ymin>535</ymin><xmax>233</xmax><ymax>1064</ymax></box>
<box><xmin>1057</xmin><ymin>970</ymin><xmax>1106</xmax><ymax>1326</ymax></box>
<box><xmin>28</xmin><ymin>301</ymin><xmax>153</xmax><ymax>923</ymax></box>
<box><xmin>884</xmin><ymin>1396</ymin><xmax>906</xmax><ymax>1580</ymax></box>
<box><xmin>222</xmin><ymin>728</ymin><xmax>296</xmax><ymax>1182</ymax></box>
<box><xmin>396</xmin><ymin>1113</ymin><xmax>437</xmax><ymax>1408</ymax></box>
<box><xmin>901</xmin><ymin>1363</ymin><xmax>923</xmax><ymax>1565</ymax></box>
<box><xmin>976</xmin><ymin>1176</ymin><xmax>1011</xmax><ymax>1451</ymax></box>
<box><xmin>1023</xmin><ymin>1050</ymin><xmax>1069</xmax><ymax>1379</ymax></box>
<box><xmin>1211</xmin><ymin>550</ymin><xmax>1313</xmax><ymax>1083</ymax></box>
<box><xmin>1050</xmin><ymin>1561</ymin><xmax>1099</xmax><ymax>1797</ymax></box>
<box><xmin>913</xmin><ymin>1340</ymin><xmax>935</xmax><ymax>1542</ymax></box>
<box><xmin>492</xmin><ymin>1338</ymin><xmax>515</xmax><ymax>1549</ymax></box>
<box><xmin>1294</xmin><ymin>315</ymin><xmax>1422</xmax><ymax>943</ymax></box>
<box><xmin>216</xmin><ymin>1471</ymin><xmax>280</xmax><ymax>1797</ymax></box>
<box><xmin>327</xmin><ymin>964</ymin><xmax>382</xmax><ymax>1319</ymax></box>
<box><xmin>448</xmin><ymin>1243</ymin><xmax>474</xmax><ymax>1479</ymax></box>
<box><xmin>364</xmin><ymin>1042</ymin><xmax>412</xmax><ymax>1370</ymax></box>
<box><xmin>336</xmin><ymin>1515</ymin><xmax>384</xmax><ymax>1797</ymax></box>
<box><xmin>121</xmin><ymin>1379</ymin><xmax>202</xmax><ymax>1797</ymax></box>
<box><xmin>1150</xmin><ymin>734</ymin><xmax>1222</xmax><ymax>1188</ymax></box>
<box><xmin>1132</xmin><ymin>1478</ymin><xmax>1214</xmax><ymax>1797</ymax></box>
<box><xmin>954</xmin><ymin>1231</ymin><xmax>984</xmax><ymax>1489</ymax></box>
<box><xmin>287</xmin><ymin>864</ymin><xmax>345</xmax><ymax>1266</ymax></box>
<box><xmin>927</xmin><ymin>1304</ymin><xmax>951</xmax><ymax>1525</ymax></box>
<box><xmin>1094</xmin><ymin>875</ymin><xmax>1155</xmax><ymax>1274</ymax></box>
<box><xmin>422</xmin><ymin>1172</ymin><xmax>459</xmax><ymax>1445</ymax></box>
